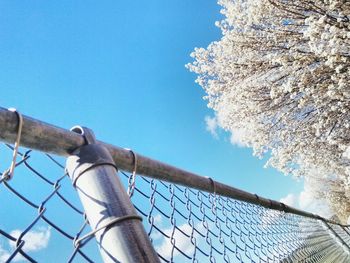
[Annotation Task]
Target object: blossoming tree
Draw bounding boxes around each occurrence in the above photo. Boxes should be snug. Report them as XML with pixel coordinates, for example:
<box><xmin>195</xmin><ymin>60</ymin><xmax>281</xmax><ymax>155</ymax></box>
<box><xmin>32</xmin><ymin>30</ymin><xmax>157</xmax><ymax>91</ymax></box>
<box><xmin>187</xmin><ymin>0</ymin><xmax>350</xmax><ymax>222</ymax></box>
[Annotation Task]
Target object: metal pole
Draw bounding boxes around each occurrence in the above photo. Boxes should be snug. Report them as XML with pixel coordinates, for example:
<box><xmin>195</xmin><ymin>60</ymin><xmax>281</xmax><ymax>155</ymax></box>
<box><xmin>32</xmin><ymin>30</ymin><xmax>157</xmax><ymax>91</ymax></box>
<box><xmin>66</xmin><ymin>127</ymin><xmax>160</xmax><ymax>263</ymax></box>
<box><xmin>0</xmin><ymin>106</ymin><xmax>346</xmax><ymax>226</ymax></box>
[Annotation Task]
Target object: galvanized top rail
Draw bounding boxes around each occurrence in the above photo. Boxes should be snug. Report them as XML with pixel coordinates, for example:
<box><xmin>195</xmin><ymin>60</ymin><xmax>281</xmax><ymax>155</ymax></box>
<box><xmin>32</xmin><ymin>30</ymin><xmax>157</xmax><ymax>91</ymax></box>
<box><xmin>0</xmin><ymin>107</ymin><xmax>342</xmax><ymax>226</ymax></box>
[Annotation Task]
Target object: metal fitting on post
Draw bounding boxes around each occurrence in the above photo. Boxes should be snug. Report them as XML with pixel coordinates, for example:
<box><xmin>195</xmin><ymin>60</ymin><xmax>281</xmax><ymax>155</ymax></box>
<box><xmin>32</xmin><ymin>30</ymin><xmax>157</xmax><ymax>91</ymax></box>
<box><xmin>66</xmin><ymin>126</ymin><xmax>160</xmax><ymax>263</ymax></box>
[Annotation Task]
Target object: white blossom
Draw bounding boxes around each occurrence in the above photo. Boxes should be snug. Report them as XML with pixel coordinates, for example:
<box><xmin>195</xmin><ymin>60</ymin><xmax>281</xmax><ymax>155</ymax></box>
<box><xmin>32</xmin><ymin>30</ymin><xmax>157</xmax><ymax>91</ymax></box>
<box><xmin>187</xmin><ymin>0</ymin><xmax>350</xmax><ymax>222</ymax></box>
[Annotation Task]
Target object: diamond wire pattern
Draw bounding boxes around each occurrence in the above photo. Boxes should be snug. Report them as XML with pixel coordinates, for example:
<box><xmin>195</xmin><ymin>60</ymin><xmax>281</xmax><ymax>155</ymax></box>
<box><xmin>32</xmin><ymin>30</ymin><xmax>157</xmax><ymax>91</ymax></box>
<box><xmin>120</xmin><ymin>171</ymin><xmax>350</xmax><ymax>263</ymax></box>
<box><xmin>1</xmin><ymin>142</ymin><xmax>350</xmax><ymax>263</ymax></box>
<box><xmin>0</xmin><ymin>144</ymin><xmax>100</xmax><ymax>262</ymax></box>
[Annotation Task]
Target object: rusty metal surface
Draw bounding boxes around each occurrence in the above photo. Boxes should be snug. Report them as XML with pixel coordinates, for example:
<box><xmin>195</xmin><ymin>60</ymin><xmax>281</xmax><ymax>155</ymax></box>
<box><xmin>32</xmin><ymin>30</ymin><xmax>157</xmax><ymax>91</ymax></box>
<box><xmin>0</xmin><ymin>107</ymin><xmax>345</xmax><ymax>226</ymax></box>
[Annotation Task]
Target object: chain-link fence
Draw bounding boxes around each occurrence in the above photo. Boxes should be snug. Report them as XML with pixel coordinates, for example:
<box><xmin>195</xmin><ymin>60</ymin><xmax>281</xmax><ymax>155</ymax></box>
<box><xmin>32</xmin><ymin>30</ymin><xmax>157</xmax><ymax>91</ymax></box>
<box><xmin>1</xmin><ymin>108</ymin><xmax>350</xmax><ymax>262</ymax></box>
<box><xmin>0</xmin><ymin>143</ymin><xmax>101</xmax><ymax>262</ymax></box>
<box><xmin>120</xmin><ymin>170</ymin><xmax>350</xmax><ymax>262</ymax></box>
<box><xmin>2</xmin><ymin>144</ymin><xmax>350</xmax><ymax>263</ymax></box>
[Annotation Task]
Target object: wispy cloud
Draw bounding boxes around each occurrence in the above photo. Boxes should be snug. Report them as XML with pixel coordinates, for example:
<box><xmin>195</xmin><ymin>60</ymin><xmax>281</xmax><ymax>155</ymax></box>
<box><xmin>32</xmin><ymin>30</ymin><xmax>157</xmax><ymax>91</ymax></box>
<box><xmin>298</xmin><ymin>190</ymin><xmax>332</xmax><ymax>218</ymax></box>
<box><xmin>156</xmin><ymin>223</ymin><xmax>204</xmax><ymax>259</ymax></box>
<box><xmin>280</xmin><ymin>193</ymin><xmax>298</xmax><ymax>207</ymax></box>
<box><xmin>280</xmin><ymin>180</ymin><xmax>333</xmax><ymax>219</ymax></box>
<box><xmin>0</xmin><ymin>227</ymin><xmax>51</xmax><ymax>262</ymax></box>
<box><xmin>0</xmin><ymin>245</ymin><xmax>10</xmax><ymax>262</ymax></box>
<box><xmin>230</xmin><ymin>128</ymin><xmax>247</xmax><ymax>147</ymax></box>
<box><xmin>10</xmin><ymin>227</ymin><xmax>51</xmax><ymax>253</ymax></box>
<box><xmin>204</xmin><ymin>115</ymin><xmax>219</xmax><ymax>138</ymax></box>
<box><xmin>150</xmin><ymin>214</ymin><xmax>163</xmax><ymax>241</ymax></box>
<box><xmin>204</xmin><ymin>115</ymin><xmax>248</xmax><ymax>148</ymax></box>
<box><xmin>153</xmin><ymin>214</ymin><xmax>162</xmax><ymax>225</ymax></box>
<box><xmin>156</xmin><ymin>224</ymin><xmax>193</xmax><ymax>258</ymax></box>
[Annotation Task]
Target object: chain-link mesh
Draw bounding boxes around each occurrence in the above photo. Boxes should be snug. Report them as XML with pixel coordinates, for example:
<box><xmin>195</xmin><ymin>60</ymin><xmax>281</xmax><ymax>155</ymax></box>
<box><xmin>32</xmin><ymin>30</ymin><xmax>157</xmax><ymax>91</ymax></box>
<box><xmin>0</xmin><ymin>144</ymin><xmax>100</xmax><ymax>262</ymax></box>
<box><xmin>119</xmin><ymin>171</ymin><xmax>350</xmax><ymax>263</ymax></box>
<box><xmin>1</xmin><ymin>143</ymin><xmax>350</xmax><ymax>262</ymax></box>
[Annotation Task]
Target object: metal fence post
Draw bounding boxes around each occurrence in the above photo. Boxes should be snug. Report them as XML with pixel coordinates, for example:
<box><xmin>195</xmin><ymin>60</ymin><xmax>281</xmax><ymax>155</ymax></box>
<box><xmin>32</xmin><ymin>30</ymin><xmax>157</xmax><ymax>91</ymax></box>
<box><xmin>66</xmin><ymin>126</ymin><xmax>160</xmax><ymax>263</ymax></box>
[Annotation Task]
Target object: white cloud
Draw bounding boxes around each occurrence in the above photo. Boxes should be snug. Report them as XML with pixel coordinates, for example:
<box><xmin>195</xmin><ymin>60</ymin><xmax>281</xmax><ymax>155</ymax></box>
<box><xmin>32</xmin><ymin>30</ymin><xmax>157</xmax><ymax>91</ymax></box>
<box><xmin>205</xmin><ymin>116</ymin><xmax>219</xmax><ymax>138</ymax></box>
<box><xmin>150</xmin><ymin>214</ymin><xmax>163</xmax><ymax>241</ymax></box>
<box><xmin>298</xmin><ymin>189</ymin><xmax>313</xmax><ymax>209</ymax></box>
<box><xmin>230</xmin><ymin>128</ymin><xmax>248</xmax><ymax>147</ymax></box>
<box><xmin>156</xmin><ymin>224</ymin><xmax>193</xmax><ymax>258</ymax></box>
<box><xmin>153</xmin><ymin>214</ymin><xmax>162</xmax><ymax>225</ymax></box>
<box><xmin>280</xmin><ymin>180</ymin><xmax>333</xmax><ymax>219</ymax></box>
<box><xmin>204</xmin><ymin>115</ymin><xmax>248</xmax><ymax>147</ymax></box>
<box><xmin>279</xmin><ymin>193</ymin><xmax>298</xmax><ymax>207</ymax></box>
<box><xmin>156</xmin><ymin>223</ymin><xmax>204</xmax><ymax>259</ymax></box>
<box><xmin>10</xmin><ymin>227</ymin><xmax>51</xmax><ymax>253</ymax></box>
<box><xmin>4</xmin><ymin>227</ymin><xmax>52</xmax><ymax>262</ymax></box>
<box><xmin>298</xmin><ymin>188</ymin><xmax>332</xmax><ymax>218</ymax></box>
<box><xmin>0</xmin><ymin>245</ymin><xmax>10</xmax><ymax>262</ymax></box>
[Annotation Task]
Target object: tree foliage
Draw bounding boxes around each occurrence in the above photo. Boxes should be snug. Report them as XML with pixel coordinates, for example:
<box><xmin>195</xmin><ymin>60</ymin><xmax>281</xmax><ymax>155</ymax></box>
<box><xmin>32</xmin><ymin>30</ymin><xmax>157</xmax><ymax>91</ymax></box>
<box><xmin>187</xmin><ymin>0</ymin><xmax>350</xmax><ymax>221</ymax></box>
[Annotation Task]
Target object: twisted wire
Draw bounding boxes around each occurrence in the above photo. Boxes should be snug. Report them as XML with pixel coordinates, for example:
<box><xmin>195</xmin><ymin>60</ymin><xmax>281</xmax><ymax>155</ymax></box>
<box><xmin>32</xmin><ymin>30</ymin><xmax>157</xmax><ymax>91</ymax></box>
<box><xmin>2</xmin><ymin>141</ymin><xmax>350</xmax><ymax>263</ymax></box>
<box><xmin>0</xmin><ymin>144</ymin><xmax>97</xmax><ymax>262</ymax></box>
<box><xmin>120</xmin><ymin>171</ymin><xmax>350</xmax><ymax>263</ymax></box>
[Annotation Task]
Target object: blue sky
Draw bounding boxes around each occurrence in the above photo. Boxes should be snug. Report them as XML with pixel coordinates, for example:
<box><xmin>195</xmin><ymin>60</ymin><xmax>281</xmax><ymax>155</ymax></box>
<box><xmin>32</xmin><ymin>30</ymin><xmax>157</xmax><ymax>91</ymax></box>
<box><xmin>0</xmin><ymin>0</ymin><xmax>303</xmax><ymax>199</ymax></box>
<box><xmin>0</xmin><ymin>0</ymin><xmax>305</xmax><ymax>261</ymax></box>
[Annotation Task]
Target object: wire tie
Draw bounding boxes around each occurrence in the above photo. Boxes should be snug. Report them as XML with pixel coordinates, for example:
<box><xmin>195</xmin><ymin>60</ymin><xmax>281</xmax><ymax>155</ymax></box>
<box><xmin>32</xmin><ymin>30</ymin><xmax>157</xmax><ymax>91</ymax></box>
<box><xmin>125</xmin><ymin>148</ymin><xmax>138</xmax><ymax>197</ymax></box>
<box><xmin>2</xmin><ymin>108</ymin><xmax>23</xmax><ymax>181</ymax></box>
<box><xmin>207</xmin><ymin>177</ymin><xmax>217</xmax><ymax>210</ymax></box>
<box><xmin>254</xmin><ymin>194</ymin><xmax>261</xmax><ymax>205</ymax></box>
<box><xmin>74</xmin><ymin>214</ymin><xmax>142</xmax><ymax>248</ymax></box>
<box><xmin>207</xmin><ymin>177</ymin><xmax>217</xmax><ymax>195</ymax></box>
<box><xmin>280</xmin><ymin>202</ymin><xmax>287</xmax><ymax>212</ymax></box>
<box><xmin>71</xmin><ymin>162</ymin><xmax>118</xmax><ymax>187</ymax></box>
